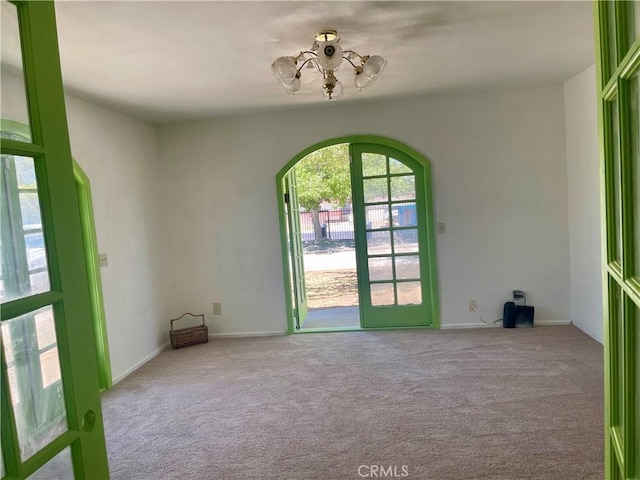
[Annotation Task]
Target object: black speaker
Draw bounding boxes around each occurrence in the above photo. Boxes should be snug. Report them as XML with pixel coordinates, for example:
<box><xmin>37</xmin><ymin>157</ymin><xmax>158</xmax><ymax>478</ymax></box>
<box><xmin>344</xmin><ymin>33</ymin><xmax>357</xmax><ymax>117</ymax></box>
<box><xmin>503</xmin><ymin>301</ymin><xmax>516</xmax><ymax>328</ymax></box>
<box><xmin>515</xmin><ymin>305</ymin><xmax>535</xmax><ymax>327</ymax></box>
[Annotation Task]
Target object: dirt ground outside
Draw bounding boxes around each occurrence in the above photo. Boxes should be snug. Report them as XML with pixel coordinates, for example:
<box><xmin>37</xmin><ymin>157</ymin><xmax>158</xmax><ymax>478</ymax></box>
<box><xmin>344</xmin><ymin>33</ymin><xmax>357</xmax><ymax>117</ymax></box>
<box><xmin>305</xmin><ymin>268</ymin><xmax>359</xmax><ymax>309</ymax></box>
<box><xmin>303</xmin><ymin>241</ymin><xmax>422</xmax><ymax>309</ymax></box>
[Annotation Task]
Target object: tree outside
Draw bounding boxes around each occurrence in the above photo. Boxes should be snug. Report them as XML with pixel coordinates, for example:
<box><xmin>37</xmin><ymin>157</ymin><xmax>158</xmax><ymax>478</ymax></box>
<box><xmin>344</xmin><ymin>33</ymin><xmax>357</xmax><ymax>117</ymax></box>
<box><xmin>294</xmin><ymin>143</ymin><xmax>351</xmax><ymax>241</ymax></box>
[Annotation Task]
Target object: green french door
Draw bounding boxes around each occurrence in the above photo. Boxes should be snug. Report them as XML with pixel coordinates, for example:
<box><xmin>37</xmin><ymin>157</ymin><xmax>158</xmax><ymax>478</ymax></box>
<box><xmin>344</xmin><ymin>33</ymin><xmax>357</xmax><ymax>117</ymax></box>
<box><xmin>594</xmin><ymin>2</ymin><xmax>640</xmax><ymax>479</ymax></box>
<box><xmin>284</xmin><ymin>168</ymin><xmax>308</xmax><ymax>329</ymax></box>
<box><xmin>1</xmin><ymin>2</ymin><xmax>109</xmax><ymax>479</ymax></box>
<box><xmin>350</xmin><ymin>144</ymin><xmax>435</xmax><ymax>328</ymax></box>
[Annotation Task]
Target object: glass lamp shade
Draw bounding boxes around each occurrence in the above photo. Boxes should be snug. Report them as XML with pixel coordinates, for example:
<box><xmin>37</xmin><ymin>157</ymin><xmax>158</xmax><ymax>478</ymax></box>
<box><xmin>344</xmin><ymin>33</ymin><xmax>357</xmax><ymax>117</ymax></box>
<box><xmin>323</xmin><ymin>78</ymin><xmax>343</xmax><ymax>100</ymax></box>
<box><xmin>354</xmin><ymin>71</ymin><xmax>373</xmax><ymax>91</ymax></box>
<box><xmin>279</xmin><ymin>76</ymin><xmax>301</xmax><ymax>95</ymax></box>
<box><xmin>355</xmin><ymin>55</ymin><xmax>387</xmax><ymax>91</ymax></box>
<box><xmin>271</xmin><ymin>56</ymin><xmax>297</xmax><ymax>83</ymax></box>
<box><xmin>362</xmin><ymin>55</ymin><xmax>387</xmax><ymax>79</ymax></box>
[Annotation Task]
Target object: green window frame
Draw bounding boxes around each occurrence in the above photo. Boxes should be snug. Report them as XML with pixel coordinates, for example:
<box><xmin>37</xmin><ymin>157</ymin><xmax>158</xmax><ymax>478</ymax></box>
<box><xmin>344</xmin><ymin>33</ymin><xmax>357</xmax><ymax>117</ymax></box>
<box><xmin>594</xmin><ymin>1</ymin><xmax>640</xmax><ymax>478</ymax></box>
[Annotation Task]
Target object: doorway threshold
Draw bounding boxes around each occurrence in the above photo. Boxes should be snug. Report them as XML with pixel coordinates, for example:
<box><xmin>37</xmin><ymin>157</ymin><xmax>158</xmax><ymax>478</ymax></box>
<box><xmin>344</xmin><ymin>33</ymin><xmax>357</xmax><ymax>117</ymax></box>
<box><xmin>293</xmin><ymin>325</ymin><xmax>437</xmax><ymax>334</ymax></box>
<box><xmin>295</xmin><ymin>326</ymin><xmax>363</xmax><ymax>334</ymax></box>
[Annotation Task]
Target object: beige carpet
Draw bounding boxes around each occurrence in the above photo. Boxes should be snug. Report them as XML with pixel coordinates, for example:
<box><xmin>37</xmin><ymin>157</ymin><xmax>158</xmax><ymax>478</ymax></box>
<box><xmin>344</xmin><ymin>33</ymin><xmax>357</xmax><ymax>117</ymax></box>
<box><xmin>102</xmin><ymin>325</ymin><xmax>603</xmax><ymax>480</ymax></box>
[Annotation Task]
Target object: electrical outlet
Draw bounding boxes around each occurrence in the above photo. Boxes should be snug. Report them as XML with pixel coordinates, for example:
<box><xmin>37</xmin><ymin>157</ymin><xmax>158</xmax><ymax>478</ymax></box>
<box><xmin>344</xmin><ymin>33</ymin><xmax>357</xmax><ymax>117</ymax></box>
<box><xmin>437</xmin><ymin>222</ymin><xmax>446</xmax><ymax>234</ymax></box>
<box><xmin>99</xmin><ymin>253</ymin><xmax>108</xmax><ymax>268</ymax></box>
<box><xmin>213</xmin><ymin>302</ymin><xmax>222</xmax><ymax>315</ymax></box>
<box><xmin>468</xmin><ymin>300</ymin><xmax>477</xmax><ymax>312</ymax></box>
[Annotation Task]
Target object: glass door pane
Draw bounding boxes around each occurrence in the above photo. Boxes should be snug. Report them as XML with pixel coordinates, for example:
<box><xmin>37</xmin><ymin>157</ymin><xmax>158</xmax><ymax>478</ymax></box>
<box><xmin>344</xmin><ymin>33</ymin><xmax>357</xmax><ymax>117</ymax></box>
<box><xmin>1</xmin><ymin>154</ymin><xmax>51</xmax><ymax>302</ymax></box>
<box><xmin>0</xmin><ymin>1</ymin><xmax>32</xmax><ymax>141</ymax></box>
<box><xmin>609</xmin><ymin>281</ymin><xmax>624</xmax><ymax>440</ymax></box>
<box><xmin>604</xmin><ymin>1</ymin><xmax>618</xmax><ymax>82</ymax></box>
<box><xmin>2</xmin><ymin>307</ymin><xmax>67</xmax><ymax>460</ymax></box>
<box><xmin>631</xmin><ymin>73</ymin><xmax>640</xmax><ymax>278</ymax></box>
<box><xmin>607</xmin><ymin>97</ymin><xmax>623</xmax><ymax>264</ymax></box>
<box><xmin>27</xmin><ymin>447</ymin><xmax>73</xmax><ymax>480</ymax></box>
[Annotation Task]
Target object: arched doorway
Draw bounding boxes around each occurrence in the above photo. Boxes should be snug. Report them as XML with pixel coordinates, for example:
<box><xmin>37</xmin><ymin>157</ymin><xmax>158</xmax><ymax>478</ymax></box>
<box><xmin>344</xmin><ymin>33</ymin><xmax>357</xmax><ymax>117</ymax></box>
<box><xmin>276</xmin><ymin>136</ymin><xmax>440</xmax><ymax>333</ymax></box>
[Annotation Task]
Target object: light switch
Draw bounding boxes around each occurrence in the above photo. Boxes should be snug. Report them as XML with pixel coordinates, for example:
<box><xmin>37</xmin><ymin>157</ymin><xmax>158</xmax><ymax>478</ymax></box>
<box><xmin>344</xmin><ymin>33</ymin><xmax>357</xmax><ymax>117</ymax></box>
<box><xmin>437</xmin><ymin>222</ymin><xmax>446</xmax><ymax>234</ymax></box>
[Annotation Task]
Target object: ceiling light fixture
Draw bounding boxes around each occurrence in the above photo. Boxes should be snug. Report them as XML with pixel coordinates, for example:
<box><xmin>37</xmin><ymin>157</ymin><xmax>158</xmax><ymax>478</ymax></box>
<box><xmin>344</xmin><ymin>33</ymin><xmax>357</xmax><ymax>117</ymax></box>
<box><xmin>271</xmin><ymin>30</ymin><xmax>387</xmax><ymax>100</ymax></box>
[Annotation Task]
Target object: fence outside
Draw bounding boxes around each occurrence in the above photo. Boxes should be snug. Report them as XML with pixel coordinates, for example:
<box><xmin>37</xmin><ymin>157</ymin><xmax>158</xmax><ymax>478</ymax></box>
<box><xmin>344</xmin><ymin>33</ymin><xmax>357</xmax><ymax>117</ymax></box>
<box><xmin>300</xmin><ymin>204</ymin><xmax>416</xmax><ymax>242</ymax></box>
<box><xmin>300</xmin><ymin>208</ymin><xmax>354</xmax><ymax>242</ymax></box>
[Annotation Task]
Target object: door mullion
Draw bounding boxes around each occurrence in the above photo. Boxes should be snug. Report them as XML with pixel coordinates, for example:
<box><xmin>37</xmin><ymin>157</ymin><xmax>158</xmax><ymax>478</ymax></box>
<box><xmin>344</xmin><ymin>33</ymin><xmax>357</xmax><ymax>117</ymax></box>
<box><xmin>0</xmin><ymin>292</ymin><xmax>63</xmax><ymax>322</ymax></box>
<box><xmin>0</xmin><ymin>141</ymin><xmax>44</xmax><ymax>157</ymax></box>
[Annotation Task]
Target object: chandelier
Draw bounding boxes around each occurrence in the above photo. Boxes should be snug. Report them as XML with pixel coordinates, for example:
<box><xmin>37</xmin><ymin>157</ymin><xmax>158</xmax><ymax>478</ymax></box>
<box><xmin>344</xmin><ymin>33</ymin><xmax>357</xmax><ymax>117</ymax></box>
<box><xmin>271</xmin><ymin>30</ymin><xmax>387</xmax><ymax>100</ymax></box>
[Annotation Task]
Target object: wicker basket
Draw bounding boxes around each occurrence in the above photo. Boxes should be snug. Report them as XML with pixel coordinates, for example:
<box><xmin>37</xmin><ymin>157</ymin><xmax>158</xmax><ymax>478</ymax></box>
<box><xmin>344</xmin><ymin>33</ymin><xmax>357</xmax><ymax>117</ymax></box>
<box><xmin>170</xmin><ymin>313</ymin><xmax>208</xmax><ymax>349</ymax></box>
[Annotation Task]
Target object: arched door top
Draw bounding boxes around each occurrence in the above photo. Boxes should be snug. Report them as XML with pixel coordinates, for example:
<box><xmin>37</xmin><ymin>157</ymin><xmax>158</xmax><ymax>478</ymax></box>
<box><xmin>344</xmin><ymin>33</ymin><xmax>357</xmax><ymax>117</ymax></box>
<box><xmin>277</xmin><ymin>135</ymin><xmax>433</xmax><ymax>180</ymax></box>
<box><xmin>276</xmin><ymin>136</ymin><xmax>439</xmax><ymax>333</ymax></box>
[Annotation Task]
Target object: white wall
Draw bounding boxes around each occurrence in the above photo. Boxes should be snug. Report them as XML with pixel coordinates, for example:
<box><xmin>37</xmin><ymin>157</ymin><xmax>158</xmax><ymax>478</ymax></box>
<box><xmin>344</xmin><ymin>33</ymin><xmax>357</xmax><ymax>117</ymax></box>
<box><xmin>1</xmin><ymin>72</ymin><xmax>167</xmax><ymax>382</ymax></box>
<box><xmin>64</xmin><ymin>96</ymin><xmax>167</xmax><ymax>381</ymax></box>
<box><xmin>158</xmin><ymin>85</ymin><xmax>572</xmax><ymax>333</ymax></box>
<box><xmin>564</xmin><ymin>66</ymin><xmax>603</xmax><ymax>343</ymax></box>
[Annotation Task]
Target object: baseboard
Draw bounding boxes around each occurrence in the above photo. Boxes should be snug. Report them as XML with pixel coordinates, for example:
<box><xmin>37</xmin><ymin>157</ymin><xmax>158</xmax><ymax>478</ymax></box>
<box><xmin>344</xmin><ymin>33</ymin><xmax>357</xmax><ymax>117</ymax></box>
<box><xmin>112</xmin><ymin>341</ymin><xmax>171</xmax><ymax>385</ymax></box>
<box><xmin>442</xmin><ymin>319</ymin><xmax>572</xmax><ymax>330</ymax></box>
<box><xmin>442</xmin><ymin>322</ymin><xmax>500</xmax><ymax>329</ymax></box>
<box><xmin>208</xmin><ymin>331</ymin><xmax>286</xmax><ymax>338</ymax></box>
<box><xmin>534</xmin><ymin>319</ymin><xmax>572</xmax><ymax>326</ymax></box>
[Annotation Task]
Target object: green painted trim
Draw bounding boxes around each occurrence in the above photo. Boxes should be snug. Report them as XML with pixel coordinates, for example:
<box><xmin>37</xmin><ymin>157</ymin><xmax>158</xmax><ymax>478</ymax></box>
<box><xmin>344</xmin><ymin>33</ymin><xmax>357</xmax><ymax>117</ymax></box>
<box><xmin>0</xmin><ymin>138</ymin><xmax>44</xmax><ymax>157</ymax></box>
<box><xmin>620</xmin><ymin>45</ymin><xmax>640</xmax><ymax>79</ymax></box>
<box><xmin>275</xmin><ymin>135</ymin><xmax>440</xmax><ymax>335</ymax></box>
<box><xmin>0</xmin><ymin>292</ymin><xmax>63</xmax><ymax>321</ymax></box>
<box><xmin>595</xmin><ymin>2</ymin><xmax>612</xmax><ymax>476</ymax></box>
<box><xmin>595</xmin><ymin>1</ymin><xmax>640</xmax><ymax>478</ymax></box>
<box><xmin>603</xmin><ymin>40</ymin><xmax>640</xmax><ymax>92</ymax></box>
<box><xmin>73</xmin><ymin>164</ymin><xmax>112</xmax><ymax>391</ymax></box>
<box><xmin>21</xmin><ymin>430</ymin><xmax>78</xmax><ymax>478</ymax></box>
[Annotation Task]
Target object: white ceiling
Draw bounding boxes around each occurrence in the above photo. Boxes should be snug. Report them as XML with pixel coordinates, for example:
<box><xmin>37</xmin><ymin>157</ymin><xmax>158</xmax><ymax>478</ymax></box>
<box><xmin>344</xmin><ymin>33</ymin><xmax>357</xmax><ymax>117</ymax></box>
<box><xmin>4</xmin><ymin>1</ymin><xmax>595</xmax><ymax>124</ymax></box>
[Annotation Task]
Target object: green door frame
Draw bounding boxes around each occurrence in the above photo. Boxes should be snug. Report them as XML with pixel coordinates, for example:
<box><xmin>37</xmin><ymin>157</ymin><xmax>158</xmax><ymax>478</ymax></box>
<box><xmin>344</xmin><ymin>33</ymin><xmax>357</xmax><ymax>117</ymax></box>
<box><xmin>593</xmin><ymin>1</ymin><xmax>640</xmax><ymax>478</ymax></box>
<box><xmin>1</xmin><ymin>2</ymin><xmax>110</xmax><ymax>476</ymax></box>
<box><xmin>1</xmin><ymin>119</ymin><xmax>112</xmax><ymax>391</ymax></box>
<box><xmin>73</xmin><ymin>165</ymin><xmax>112</xmax><ymax>391</ymax></box>
<box><xmin>276</xmin><ymin>135</ymin><xmax>440</xmax><ymax>335</ymax></box>
<box><xmin>284</xmin><ymin>167</ymin><xmax>309</xmax><ymax>329</ymax></box>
